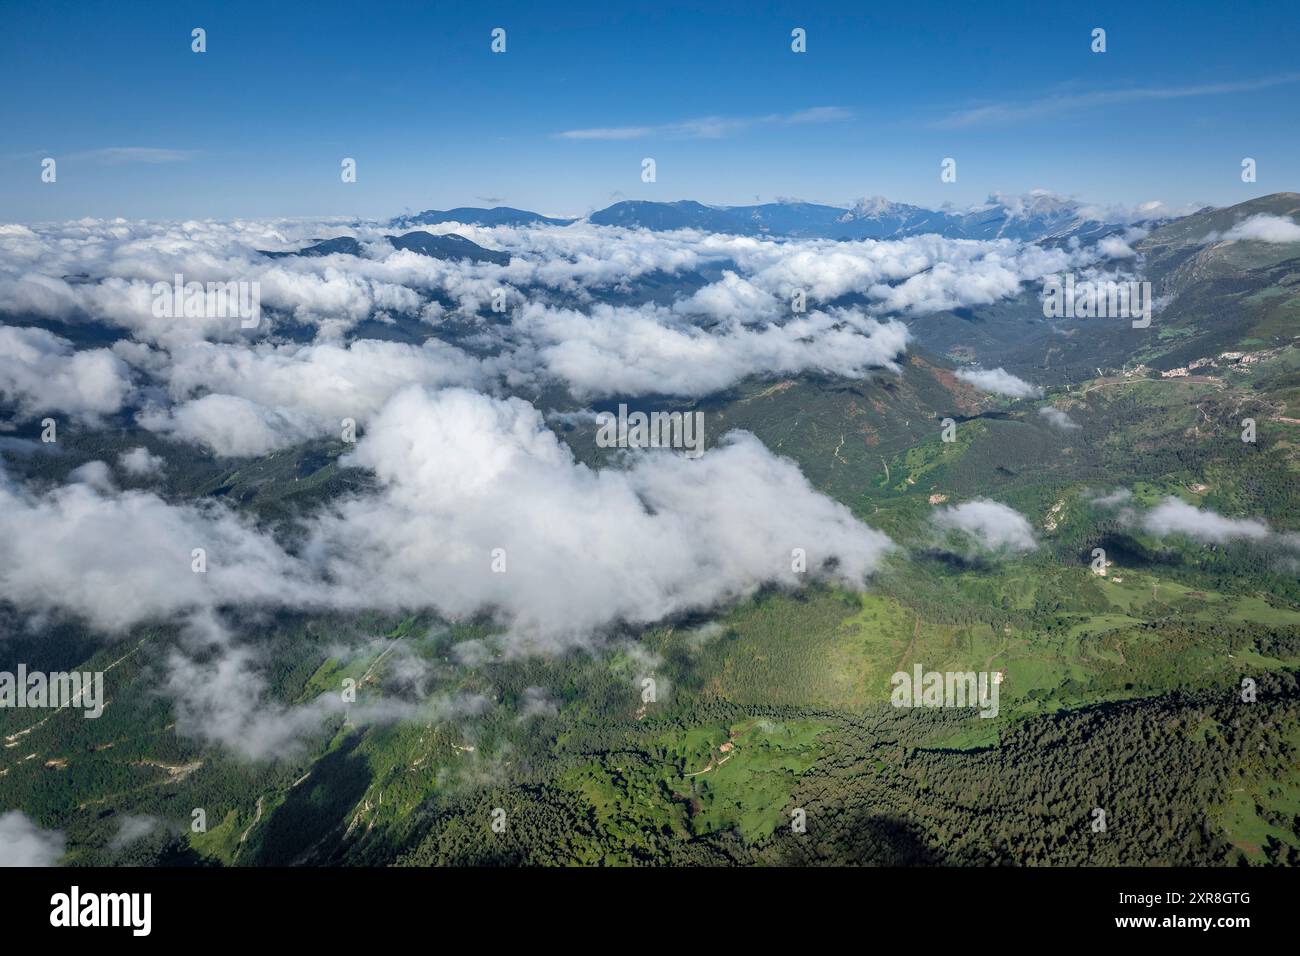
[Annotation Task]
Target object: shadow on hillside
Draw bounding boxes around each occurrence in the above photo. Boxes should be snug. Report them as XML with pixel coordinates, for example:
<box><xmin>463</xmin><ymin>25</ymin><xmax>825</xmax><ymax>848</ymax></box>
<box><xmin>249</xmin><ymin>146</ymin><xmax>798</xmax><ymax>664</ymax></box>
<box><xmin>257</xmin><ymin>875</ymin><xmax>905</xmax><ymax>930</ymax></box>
<box><xmin>764</xmin><ymin>809</ymin><xmax>943</xmax><ymax>866</ymax></box>
<box><xmin>251</xmin><ymin>733</ymin><xmax>372</xmax><ymax>866</ymax></box>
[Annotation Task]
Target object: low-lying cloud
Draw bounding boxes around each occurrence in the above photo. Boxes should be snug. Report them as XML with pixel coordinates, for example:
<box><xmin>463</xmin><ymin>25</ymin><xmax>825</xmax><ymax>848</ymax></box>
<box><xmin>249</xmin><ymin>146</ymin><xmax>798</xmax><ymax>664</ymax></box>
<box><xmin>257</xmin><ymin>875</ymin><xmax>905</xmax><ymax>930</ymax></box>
<box><xmin>1038</xmin><ymin>406</ymin><xmax>1081</xmax><ymax>430</ymax></box>
<box><xmin>0</xmin><ymin>811</ymin><xmax>64</xmax><ymax>867</ymax></box>
<box><xmin>932</xmin><ymin>499</ymin><xmax>1038</xmax><ymax>554</ymax></box>
<box><xmin>0</xmin><ymin>325</ymin><xmax>131</xmax><ymax>420</ymax></box>
<box><xmin>0</xmin><ymin>386</ymin><xmax>895</xmax><ymax>651</ymax></box>
<box><xmin>1141</xmin><ymin>497</ymin><xmax>1271</xmax><ymax>544</ymax></box>
<box><xmin>1221</xmin><ymin>214</ymin><xmax>1300</xmax><ymax>244</ymax></box>
<box><xmin>956</xmin><ymin>366</ymin><xmax>1042</xmax><ymax>399</ymax></box>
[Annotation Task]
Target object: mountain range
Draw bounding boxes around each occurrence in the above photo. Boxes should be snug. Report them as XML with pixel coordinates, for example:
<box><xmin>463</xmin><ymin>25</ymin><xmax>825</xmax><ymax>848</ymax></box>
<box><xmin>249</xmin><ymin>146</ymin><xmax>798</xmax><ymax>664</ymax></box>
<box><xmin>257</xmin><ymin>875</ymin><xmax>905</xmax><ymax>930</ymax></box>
<box><xmin>4</xmin><ymin>193</ymin><xmax>1299</xmax><ymax>871</ymax></box>
<box><xmin>262</xmin><ymin>230</ymin><xmax>511</xmax><ymax>264</ymax></box>
<box><xmin>390</xmin><ymin>192</ymin><xmax>1162</xmax><ymax>243</ymax></box>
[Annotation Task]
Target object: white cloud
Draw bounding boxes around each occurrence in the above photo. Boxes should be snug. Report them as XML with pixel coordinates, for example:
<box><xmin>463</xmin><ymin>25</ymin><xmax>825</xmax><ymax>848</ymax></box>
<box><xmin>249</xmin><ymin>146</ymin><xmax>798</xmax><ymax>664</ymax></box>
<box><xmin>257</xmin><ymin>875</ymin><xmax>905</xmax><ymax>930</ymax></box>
<box><xmin>0</xmin><ymin>214</ymin><xmax>1132</xmax><ymax>351</ymax></box>
<box><xmin>517</xmin><ymin>686</ymin><xmax>559</xmax><ymax>722</ymax></box>
<box><xmin>1095</xmin><ymin>234</ymin><xmax>1139</xmax><ymax>258</ymax></box>
<box><xmin>68</xmin><ymin>147</ymin><xmax>197</xmax><ymax>164</ymax></box>
<box><xmin>672</xmin><ymin>270</ymin><xmax>781</xmax><ymax>323</ymax></box>
<box><xmin>69</xmin><ymin>460</ymin><xmax>118</xmax><ymax>493</ymax></box>
<box><xmin>0</xmin><ymin>209</ymin><xmax>1189</xmax><ymax>760</ymax></box>
<box><xmin>511</xmin><ymin>301</ymin><xmax>909</xmax><ymax>398</ymax></box>
<box><xmin>1141</xmin><ymin>497</ymin><xmax>1271</xmax><ymax>544</ymax></box>
<box><xmin>1038</xmin><ymin>406</ymin><xmax>1080</xmax><ymax>430</ymax></box>
<box><xmin>933</xmin><ymin>73</ymin><xmax>1300</xmax><ymax>129</ymax></box>
<box><xmin>138</xmin><ymin>393</ymin><xmax>308</xmax><ymax>457</ymax></box>
<box><xmin>108</xmin><ymin>815</ymin><xmax>166</xmax><ymax>852</ymax></box>
<box><xmin>161</xmin><ymin>637</ymin><xmax>473</xmax><ymax>761</ymax></box>
<box><xmin>0</xmin><ymin>325</ymin><xmax>131</xmax><ymax>420</ymax></box>
<box><xmin>154</xmin><ymin>618</ymin><xmax>494</xmax><ymax>761</ymax></box>
<box><xmin>0</xmin><ymin>386</ymin><xmax>895</xmax><ymax>656</ymax></box>
<box><xmin>0</xmin><ymin>811</ymin><xmax>64</xmax><ymax>866</ymax></box>
<box><xmin>0</xmin><ymin>464</ymin><xmax>323</xmax><ymax>632</ymax></box>
<box><xmin>933</xmin><ymin>499</ymin><xmax>1038</xmax><ymax>553</ymax></box>
<box><xmin>306</xmin><ymin>386</ymin><xmax>896</xmax><ymax>652</ymax></box>
<box><xmin>1089</xmin><ymin>488</ymin><xmax>1132</xmax><ymax>508</ymax></box>
<box><xmin>1222</xmin><ymin>214</ymin><xmax>1300</xmax><ymax>243</ymax></box>
<box><xmin>118</xmin><ymin>446</ymin><xmax>166</xmax><ymax>477</ymax></box>
<box><xmin>956</xmin><ymin>366</ymin><xmax>1042</xmax><ymax>398</ymax></box>
<box><xmin>0</xmin><ymin>210</ymin><xmax>1178</xmax><ymax>763</ymax></box>
<box><xmin>138</xmin><ymin>338</ymin><xmax>491</xmax><ymax>455</ymax></box>
<box><xmin>556</xmin><ymin>106</ymin><xmax>851</xmax><ymax>140</ymax></box>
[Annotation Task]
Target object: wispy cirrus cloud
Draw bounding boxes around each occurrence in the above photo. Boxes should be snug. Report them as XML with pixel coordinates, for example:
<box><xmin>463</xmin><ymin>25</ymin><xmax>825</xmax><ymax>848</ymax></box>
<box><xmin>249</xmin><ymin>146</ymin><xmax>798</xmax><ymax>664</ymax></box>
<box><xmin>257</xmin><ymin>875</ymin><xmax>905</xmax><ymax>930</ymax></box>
<box><xmin>933</xmin><ymin>73</ymin><xmax>1300</xmax><ymax>129</ymax></box>
<box><xmin>67</xmin><ymin>147</ymin><xmax>198</xmax><ymax>164</ymax></box>
<box><xmin>557</xmin><ymin>106</ymin><xmax>851</xmax><ymax>141</ymax></box>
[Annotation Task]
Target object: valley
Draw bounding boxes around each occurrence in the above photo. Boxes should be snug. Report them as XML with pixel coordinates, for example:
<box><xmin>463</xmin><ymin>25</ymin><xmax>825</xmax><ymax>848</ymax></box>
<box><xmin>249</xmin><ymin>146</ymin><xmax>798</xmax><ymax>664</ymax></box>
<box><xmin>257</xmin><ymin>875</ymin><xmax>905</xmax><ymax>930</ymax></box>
<box><xmin>2</xmin><ymin>194</ymin><xmax>1299</xmax><ymax>868</ymax></box>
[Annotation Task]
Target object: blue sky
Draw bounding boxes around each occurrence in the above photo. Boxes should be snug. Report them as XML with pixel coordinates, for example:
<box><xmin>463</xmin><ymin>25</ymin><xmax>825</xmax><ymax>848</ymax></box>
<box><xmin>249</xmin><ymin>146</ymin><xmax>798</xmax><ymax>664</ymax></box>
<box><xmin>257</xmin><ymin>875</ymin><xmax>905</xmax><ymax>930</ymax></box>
<box><xmin>1</xmin><ymin>0</ymin><xmax>1295</xmax><ymax>221</ymax></box>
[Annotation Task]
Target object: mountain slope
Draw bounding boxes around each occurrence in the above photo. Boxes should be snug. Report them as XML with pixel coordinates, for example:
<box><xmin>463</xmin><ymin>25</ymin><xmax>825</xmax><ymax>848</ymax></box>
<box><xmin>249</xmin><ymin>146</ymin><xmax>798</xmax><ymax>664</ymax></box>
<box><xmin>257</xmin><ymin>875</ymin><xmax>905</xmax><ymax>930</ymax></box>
<box><xmin>374</xmin><ymin>193</ymin><xmax>1168</xmax><ymax>242</ymax></box>
<box><xmin>262</xmin><ymin>230</ymin><xmax>509</xmax><ymax>264</ymax></box>
<box><xmin>896</xmin><ymin>193</ymin><xmax>1300</xmax><ymax>384</ymax></box>
<box><xmin>390</xmin><ymin>206</ymin><xmax>575</xmax><ymax>229</ymax></box>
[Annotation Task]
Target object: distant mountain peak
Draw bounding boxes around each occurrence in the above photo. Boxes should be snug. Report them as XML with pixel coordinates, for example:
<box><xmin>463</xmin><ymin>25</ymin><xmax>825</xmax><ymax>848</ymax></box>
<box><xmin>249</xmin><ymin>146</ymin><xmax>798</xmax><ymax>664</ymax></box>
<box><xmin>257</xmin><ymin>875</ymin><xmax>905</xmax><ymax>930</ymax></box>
<box><xmin>845</xmin><ymin>195</ymin><xmax>907</xmax><ymax>218</ymax></box>
<box><xmin>366</xmin><ymin>193</ymin><xmax>1204</xmax><ymax>244</ymax></box>
<box><xmin>261</xmin><ymin>230</ymin><xmax>509</xmax><ymax>264</ymax></box>
<box><xmin>389</xmin><ymin>206</ymin><xmax>575</xmax><ymax>229</ymax></box>
<box><xmin>580</xmin><ymin>194</ymin><xmax>1142</xmax><ymax>243</ymax></box>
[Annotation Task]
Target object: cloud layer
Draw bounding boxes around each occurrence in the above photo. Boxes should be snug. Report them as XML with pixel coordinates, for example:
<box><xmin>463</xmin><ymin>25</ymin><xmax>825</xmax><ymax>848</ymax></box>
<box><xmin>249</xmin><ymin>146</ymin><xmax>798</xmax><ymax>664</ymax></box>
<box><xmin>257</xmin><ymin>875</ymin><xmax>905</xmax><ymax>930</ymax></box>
<box><xmin>0</xmin><ymin>325</ymin><xmax>131</xmax><ymax>420</ymax></box>
<box><xmin>0</xmin><ymin>210</ymin><xmax>1148</xmax><ymax>757</ymax></box>
<box><xmin>0</xmin><ymin>385</ymin><xmax>894</xmax><ymax>649</ymax></box>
